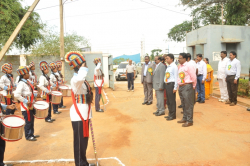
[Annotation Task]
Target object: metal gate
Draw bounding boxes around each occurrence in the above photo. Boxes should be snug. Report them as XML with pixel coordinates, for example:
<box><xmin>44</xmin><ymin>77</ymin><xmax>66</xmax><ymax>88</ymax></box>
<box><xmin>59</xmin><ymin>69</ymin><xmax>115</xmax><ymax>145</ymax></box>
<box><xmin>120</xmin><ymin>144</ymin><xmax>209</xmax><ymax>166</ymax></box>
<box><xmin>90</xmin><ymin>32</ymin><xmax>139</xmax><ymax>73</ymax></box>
<box><xmin>108</xmin><ymin>55</ymin><xmax>115</xmax><ymax>90</ymax></box>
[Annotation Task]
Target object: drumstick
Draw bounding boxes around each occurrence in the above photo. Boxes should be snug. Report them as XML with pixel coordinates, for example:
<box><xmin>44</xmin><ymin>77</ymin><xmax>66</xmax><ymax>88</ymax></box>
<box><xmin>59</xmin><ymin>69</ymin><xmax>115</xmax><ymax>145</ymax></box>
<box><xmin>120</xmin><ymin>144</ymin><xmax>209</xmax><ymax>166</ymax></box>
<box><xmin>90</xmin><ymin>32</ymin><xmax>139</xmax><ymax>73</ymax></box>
<box><xmin>89</xmin><ymin>119</ymin><xmax>100</xmax><ymax>166</ymax></box>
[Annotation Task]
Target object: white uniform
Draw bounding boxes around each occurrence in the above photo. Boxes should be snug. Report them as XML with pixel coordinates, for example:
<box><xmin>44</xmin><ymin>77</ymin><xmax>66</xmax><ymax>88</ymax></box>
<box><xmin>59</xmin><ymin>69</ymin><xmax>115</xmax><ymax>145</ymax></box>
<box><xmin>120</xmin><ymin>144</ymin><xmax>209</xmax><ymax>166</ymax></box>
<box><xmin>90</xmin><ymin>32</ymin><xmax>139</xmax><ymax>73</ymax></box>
<box><xmin>37</xmin><ymin>75</ymin><xmax>55</xmax><ymax>98</ymax></box>
<box><xmin>50</xmin><ymin>73</ymin><xmax>59</xmax><ymax>87</ymax></box>
<box><xmin>56</xmin><ymin>72</ymin><xmax>63</xmax><ymax>85</ymax></box>
<box><xmin>70</xmin><ymin>67</ymin><xmax>92</xmax><ymax>121</ymax></box>
<box><xmin>217</xmin><ymin>57</ymin><xmax>229</xmax><ymax>101</ymax></box>
<box><xmin>29</xmin><ymin>71</ymin><xmax>38</xmax><ymax>83</ymax></box>
<box><xmin>0</xmin><ymin>74</ymin><xmax>15</xmax><ymax>96</ymax></box>
<box><xmin>94</xmin><ymin>63</ymin><xmax>104</xmax><ymax>87</ymax></box>
<box><xmin>14</xmin><ymin>79</ymin><xmax>36</xmax><ymax>111</ymax></box>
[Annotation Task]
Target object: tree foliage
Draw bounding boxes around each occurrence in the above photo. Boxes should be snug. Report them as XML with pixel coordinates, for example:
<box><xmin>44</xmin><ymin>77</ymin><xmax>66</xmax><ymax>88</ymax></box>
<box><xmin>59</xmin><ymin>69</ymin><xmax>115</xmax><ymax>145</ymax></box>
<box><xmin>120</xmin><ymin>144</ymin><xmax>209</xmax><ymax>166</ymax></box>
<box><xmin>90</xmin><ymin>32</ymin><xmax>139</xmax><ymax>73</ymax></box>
<box><xmin>31</xmin><ymin>29</ymin><xmax>89</xmax><ymax>56</ymax></box>
<box><xmin>113</xmin><ymin>58</ymin><xmax>129</xmax><ymax>65</ymax></box>
<box><xmin>0</xmin><ymin>0</ymin><xmax>45</xmax><ymax>51</ymax></box>
<box><xmin>168</xmin><ymin>0</ymin><xmax>250</xmax><ymax>42</ymax></box>
<box><xmin>150</xmin><ymin>49</ymin><xmax>162</xmax><ymax>60</ymax></box>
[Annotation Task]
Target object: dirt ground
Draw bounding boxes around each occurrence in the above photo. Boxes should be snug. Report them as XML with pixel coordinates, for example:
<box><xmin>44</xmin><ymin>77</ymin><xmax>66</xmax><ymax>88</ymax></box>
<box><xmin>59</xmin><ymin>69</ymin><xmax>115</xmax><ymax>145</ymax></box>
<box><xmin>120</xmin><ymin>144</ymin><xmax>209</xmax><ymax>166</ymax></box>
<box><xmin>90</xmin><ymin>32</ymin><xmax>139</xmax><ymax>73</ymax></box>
<box><xmin>4</xmin><ymin>76</ymin><xmax>250</xmax><ymax>166</ymax></box>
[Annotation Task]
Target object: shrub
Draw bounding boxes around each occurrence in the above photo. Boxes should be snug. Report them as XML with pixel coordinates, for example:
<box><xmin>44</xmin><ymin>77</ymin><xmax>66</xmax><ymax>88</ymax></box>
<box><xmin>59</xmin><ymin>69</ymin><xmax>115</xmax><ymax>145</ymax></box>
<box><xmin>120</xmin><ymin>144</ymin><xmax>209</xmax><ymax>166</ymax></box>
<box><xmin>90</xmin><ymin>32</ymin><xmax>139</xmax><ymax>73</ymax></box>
<box><xmin>238</xmin><ymin>79</ymin><xmax>249</xmax><ymax>96</ymax></box>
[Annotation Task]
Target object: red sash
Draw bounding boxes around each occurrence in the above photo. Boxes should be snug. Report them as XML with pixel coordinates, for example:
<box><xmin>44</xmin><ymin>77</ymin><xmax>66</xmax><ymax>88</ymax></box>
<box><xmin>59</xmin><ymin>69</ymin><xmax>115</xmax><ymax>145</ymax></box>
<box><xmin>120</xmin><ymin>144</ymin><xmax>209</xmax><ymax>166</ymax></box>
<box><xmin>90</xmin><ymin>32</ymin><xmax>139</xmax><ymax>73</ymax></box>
<box><xmin>94</xmin><ymin>75</ymin><xmax>104</xmax><ymax>94</ymax></box>
<box><xmin>20</xmin><ymin>82</ymin><xmax>34</xmax><ymax>121</ymax></box>
<box><xmin>46</xmin><ymin>85</ymin><xmax>50</xmax><ymax>102</ymax></box>
<box><xmin>71</xmin><ymin>90</ymin><xmax>91</xmax><ymax>137</ymax></box>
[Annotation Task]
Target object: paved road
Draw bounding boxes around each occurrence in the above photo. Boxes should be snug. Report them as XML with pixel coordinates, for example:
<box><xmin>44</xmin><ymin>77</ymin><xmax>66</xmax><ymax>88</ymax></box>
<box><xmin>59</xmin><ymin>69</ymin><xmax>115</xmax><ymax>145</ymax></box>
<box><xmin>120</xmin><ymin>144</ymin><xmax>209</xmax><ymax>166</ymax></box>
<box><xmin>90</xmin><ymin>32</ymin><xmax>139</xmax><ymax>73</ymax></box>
<box><xmin>5</xmin><ymin>79</ymin><xmax>250</xmax><ymax>166</ymax></box>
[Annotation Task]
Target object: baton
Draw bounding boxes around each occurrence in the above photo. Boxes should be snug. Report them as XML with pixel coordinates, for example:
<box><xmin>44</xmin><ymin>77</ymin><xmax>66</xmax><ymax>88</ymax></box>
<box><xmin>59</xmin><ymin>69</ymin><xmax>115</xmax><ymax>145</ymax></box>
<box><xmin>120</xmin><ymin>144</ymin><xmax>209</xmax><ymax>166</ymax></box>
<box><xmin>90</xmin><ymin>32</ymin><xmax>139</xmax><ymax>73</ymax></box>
<box><xmin>89</xmin><ymin>119</ymin><xmax>100</xmax><ymax>166</ymax></box>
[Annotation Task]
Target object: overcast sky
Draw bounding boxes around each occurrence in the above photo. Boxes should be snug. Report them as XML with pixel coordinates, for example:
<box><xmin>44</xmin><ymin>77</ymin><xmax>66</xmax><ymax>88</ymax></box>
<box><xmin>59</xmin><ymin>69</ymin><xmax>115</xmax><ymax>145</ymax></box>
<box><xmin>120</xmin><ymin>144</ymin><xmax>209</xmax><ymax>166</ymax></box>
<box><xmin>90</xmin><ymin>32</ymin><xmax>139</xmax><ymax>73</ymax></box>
<box><xmin>21</xmin><ymin>0</ymin><xmax>192</xmax><ymax>57</ymax></box>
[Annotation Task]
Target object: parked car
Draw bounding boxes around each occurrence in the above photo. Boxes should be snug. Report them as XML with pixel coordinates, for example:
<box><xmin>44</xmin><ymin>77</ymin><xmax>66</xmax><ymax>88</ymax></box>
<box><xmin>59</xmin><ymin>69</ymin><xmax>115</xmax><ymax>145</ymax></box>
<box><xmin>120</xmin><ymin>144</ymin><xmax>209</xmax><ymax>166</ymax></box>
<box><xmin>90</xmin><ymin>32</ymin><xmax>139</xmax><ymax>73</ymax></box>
<box><xmin>136</xmin><ymin>62</ymin><xmax>145</xmax><ymax>75</ymax></box>
<box><xmin>115</xmin><ymin>61</ymin><xmax>137</xmax><ymax>81</ymax></box>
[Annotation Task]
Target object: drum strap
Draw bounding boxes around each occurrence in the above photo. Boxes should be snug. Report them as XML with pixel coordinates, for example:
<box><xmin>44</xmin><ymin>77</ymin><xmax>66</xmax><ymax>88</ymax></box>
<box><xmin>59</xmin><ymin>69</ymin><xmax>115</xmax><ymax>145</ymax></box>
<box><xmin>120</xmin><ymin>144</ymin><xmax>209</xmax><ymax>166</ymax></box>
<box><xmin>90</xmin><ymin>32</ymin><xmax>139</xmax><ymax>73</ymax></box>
<box><xmin>46</xmin><ymin>85</ymin><xmax>50</xmax><ymax>103</ymax></box>
<box><xmin>71</xmin><ymin>90</ymin><xmax>91</xmax><ymax>137</ymax></box>
<box><xmin>94</xmin><ymin>75</ymin><xmax>104</xmax><ymax>95</ymax></box>
<box><xmin>21</xmin><ymin>81</ymin><xmax>34</xmax><ymax>122</ymax></box>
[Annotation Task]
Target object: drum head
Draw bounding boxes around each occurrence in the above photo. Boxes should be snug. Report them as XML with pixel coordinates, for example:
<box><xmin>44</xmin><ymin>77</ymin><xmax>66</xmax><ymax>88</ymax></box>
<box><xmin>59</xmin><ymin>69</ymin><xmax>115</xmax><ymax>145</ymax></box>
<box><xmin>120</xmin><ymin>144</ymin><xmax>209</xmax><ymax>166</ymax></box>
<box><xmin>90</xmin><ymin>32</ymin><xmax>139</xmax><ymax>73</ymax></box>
<box><xmin>51</xmin><ymin>91</ymin><xmax>62</xmax><ymax>96</ymax></box>
<box><xmin>34</xmin><ymin>101</ymin><xmax>49</xmax><ymax>109</ymax></box>
<box><xmin>59</xmin><ymin>86</ymin><xmax>68</xmax><ymax>89</ymax></box>
<box><xmin>3</xmin><ymin>116</ymin><xmax>25</xmax><ymax>127</ymax></box>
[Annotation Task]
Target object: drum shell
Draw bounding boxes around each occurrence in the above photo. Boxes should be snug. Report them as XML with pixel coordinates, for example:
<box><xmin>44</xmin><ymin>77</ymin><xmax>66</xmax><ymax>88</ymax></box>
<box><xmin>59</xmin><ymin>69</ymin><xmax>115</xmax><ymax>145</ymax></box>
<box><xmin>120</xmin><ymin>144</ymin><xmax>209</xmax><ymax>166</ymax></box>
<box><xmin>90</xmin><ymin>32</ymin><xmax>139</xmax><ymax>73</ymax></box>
<box><xmin>1</xmin><ymin>116</ymin><xmax>25</xmax><ymax>142</ymax></box>
<box><xmin>67</xmin><ymin>88</ymin><xmax>72</xmax><ymax>97</ymax></box>
<box><xmin>51</xmin><ymin>91</ymin><xmax>62</xmax><ymax>104</ymax></box>
<box><xmin>59</xmin><ymin>88</ymin><xmax>68</xmax><ymax>97</ymax></box>
<box><xmin>34</xmin><ymin>107</ymin><xmax>48</xmax><ymax>119</ymax></box>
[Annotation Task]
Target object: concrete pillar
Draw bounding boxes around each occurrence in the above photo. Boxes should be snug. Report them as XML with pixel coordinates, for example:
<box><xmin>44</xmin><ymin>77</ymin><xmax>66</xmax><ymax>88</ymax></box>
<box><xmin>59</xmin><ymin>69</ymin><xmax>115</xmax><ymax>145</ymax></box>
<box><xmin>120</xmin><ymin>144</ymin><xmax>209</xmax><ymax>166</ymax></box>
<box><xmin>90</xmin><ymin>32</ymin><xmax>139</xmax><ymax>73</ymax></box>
<box><xmin>20</xmin><ymin>54</ymin><xmax>26</xmax><ymax>66</ymax></box>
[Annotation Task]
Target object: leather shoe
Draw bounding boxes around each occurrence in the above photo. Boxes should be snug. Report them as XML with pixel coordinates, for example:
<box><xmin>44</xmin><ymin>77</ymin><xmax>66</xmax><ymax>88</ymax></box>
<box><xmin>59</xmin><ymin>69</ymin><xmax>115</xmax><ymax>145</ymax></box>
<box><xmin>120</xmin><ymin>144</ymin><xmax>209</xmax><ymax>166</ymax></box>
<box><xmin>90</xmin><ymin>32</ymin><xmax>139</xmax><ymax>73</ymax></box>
<box><xmin>153</xmin><ymin>111</ymin><xmax>159</xmax><ymax>115</ymax></box>
<box><xmin>196</xmin><ymin>99</ymin><xmax>201</xmax><ymax>102</ymax></box>
<box><xmin>166</xmin><ymin>117</ymin><xmax>176</xmax><ymax>121</ymax></box>
<box><xmin>177</xmin><ymin>119</ymin><xmax>186</xmax><ymax>123</ymax></box>
<box><xmin>155</xmin><ymin>112</ymin><xmax>165</xmax><ymax>116</ymax></box>
<box><xmin>27</xmin><ymin>136</ymin><xmax>37</xmax><ymax>141</ymax></box>
<box><xmin>199</xmin><ymin>101</ymin><xmax>205</xmax><ymax>103</ymax></box>
<box><xmin>45</xmin><ymin>119</ymin><xmax>53</xmax><ymax>123</ymax></box>
<box><xmin>33</xmin><ymin>135</ymin><xmax>40</xmax><ymax>138</ymax></box>
<box><xmin>147</xmin><ymin>102</ymin><xmax>152</xmax><ymax>105</ymax></box>
<box><xmin>178</xmin><ymin>104</ymin><xmax>183</xmax><ymax>108</ymax></box>
<box><xmin>59</xmin><ymin>106</ymin><xmax>66</xmax><ymax>108</ymax></box>
<box><xmin>247</xmin><ymin>108</ymin><xmax>250</xmax><ymax>111</ymax></box>
<box><xmin>182</xmin><ymin>122</ymin><xmax>193</xmax><ymax>127</ymax></box>
<box><xmin>51</xmin><ymin>119</ymin><xmax>56</xmax><ymax>121</ymax></box>
<box><xmin>96</xmin><ymin>109</ymin><xmax>104</xmax><ymax>112</ymax></box>
<box><xmin>225</xmin><ymin>101</ymin><xmax>231</xmax><ymax>104</ymax></box>
<box><xmin>54</xmin><ymin>111</ymin><xmax>61</xmax><ymax>114</ymax></box>
<box><xmin>142</xmin><ymin>102</ymin><xmax>148</xmax><ymax>105</ymax></box>
<box><xmin>164</xmin><ymin>116</ymin><xmax>169</xmax><ymax>118</ymax></box>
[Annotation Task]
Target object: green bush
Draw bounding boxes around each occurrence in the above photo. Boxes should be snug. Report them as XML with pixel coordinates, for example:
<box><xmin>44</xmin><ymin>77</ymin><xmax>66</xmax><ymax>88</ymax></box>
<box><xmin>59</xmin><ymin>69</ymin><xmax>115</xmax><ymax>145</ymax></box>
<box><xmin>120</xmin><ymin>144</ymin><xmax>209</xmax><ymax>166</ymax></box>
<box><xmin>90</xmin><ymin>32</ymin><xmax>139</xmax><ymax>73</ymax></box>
<box><xmin>238</xmin><ymin>79</ymin><xmax>249</xmax><ymax>96</ymax></box>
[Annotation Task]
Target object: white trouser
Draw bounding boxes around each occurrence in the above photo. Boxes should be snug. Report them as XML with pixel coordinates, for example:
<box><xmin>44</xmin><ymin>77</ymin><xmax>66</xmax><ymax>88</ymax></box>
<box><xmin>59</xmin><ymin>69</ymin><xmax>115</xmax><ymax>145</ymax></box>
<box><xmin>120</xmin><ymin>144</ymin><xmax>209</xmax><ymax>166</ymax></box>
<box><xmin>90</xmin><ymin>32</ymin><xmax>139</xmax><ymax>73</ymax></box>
<box><xmin>218</xmin><ymin>79</ymin><xmax>229</xmax><ymax>100</ymax></box>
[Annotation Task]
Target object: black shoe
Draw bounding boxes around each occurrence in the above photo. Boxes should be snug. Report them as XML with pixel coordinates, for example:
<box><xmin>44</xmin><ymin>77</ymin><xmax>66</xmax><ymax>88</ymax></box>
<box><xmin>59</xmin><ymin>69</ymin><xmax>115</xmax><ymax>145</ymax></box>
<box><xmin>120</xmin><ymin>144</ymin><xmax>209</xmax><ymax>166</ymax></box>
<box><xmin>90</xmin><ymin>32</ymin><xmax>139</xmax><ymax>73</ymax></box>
<box><xmin>196</xmin><ymin>99</ymin><xmax>201</xmax><ymax>102</ymax></box>
<box><xmin>153</xmin><ymin>111</ymin><xmax>159</xmax><ymax>115</ymax></box>
<box><xmin>247</xmin><ymin>108</ymin><xmax>250</xmax><ymax>111</ymax></box>
<box><xmin>96</xmin><ymin>109</ymin><xmax>104</xmax><ymax>112</ymax></box>
<box><xmin>54</xmin><ymin>111</ymin><xmax>61</xmax><ymax>114</ymax></box>
<box><xmin>45</xmin><ymin>119</ymin><xmax>53</xmax><ymax>123</ymax></box>
<box><xmin>59</xmin><ymin>106</ymin><xmax>66</xmax><ymax>108</ymax></box>
<box><xmin>155</xmin><ymin>112</ymin><xmax>165</xmax><ymax>116</ymax></box>
<box><xmin>33</xmin><ymin>135</ymin><xmax>40</xmax><ymax>138</ymax></box>
<box><xmin>178</xmin><ymin>105</ymin><xmax>183</xmax><ymax>108</ymax></box>
<box><xmin>51</xmin><ymin>119</ymin><xmax>56</xmax><ymax>121</ymax></box>
<box><xmin>199</xmin><ymin>101</ymin><xmax>205</xmax><ymax>103</ymax></box>
<box><xmin>147</xmin><ymin>102</ymin><xmax>152</xmax><ymax>105</ymax></box>
<box><xmin>27</xmin><ymin>136</ymin><xmax>37</xmax><ymax>141</ymax></box>
<box><xmin>164</xmin><ymin>116</ymin><xmax>169</xmax><ymax>118</ymax></box>
<box><xmin>166</xmin><ymin>117</ymin><xmax>176</xmax><ymax>121</ymax></box>
<box><xmin>142</xmin><ymin>102</ymin><xmax>148</xmax><ymax>105</ymax></box>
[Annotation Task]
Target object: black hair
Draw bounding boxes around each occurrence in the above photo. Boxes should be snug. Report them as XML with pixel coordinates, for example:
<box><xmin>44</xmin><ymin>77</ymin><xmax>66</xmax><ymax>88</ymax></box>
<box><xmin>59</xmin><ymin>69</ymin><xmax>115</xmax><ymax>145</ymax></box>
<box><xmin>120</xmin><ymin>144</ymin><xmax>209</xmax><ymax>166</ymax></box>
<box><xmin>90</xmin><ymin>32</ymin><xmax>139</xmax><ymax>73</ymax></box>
<box><xmin>166</xmin><ymin>54</ymin><xmax>174</xmax><ymax>61</ymax></box>
<box><xmin>73</xmin><ymin>62</ymin><xmax>84</xmax><ymax>73</ymax></box>
<box><xmin>42</xmin><ymin>70</ymin><xmax>50</xmax><ymax>82</ymax></box>
<box><xmin>51</xmin><ymin>69</ymin><xmax>59</xmax><ymax>81</ymax></box>
<box><xmin>84</xmin><ymin>81</ymin><xmax>93</xmax><ymax>105</ymax></box>
<box><xmin>187</xmin><ymin>53</ymin><xmax>192</xmax><ymax>60</ymax></box>
<box><xmin>205</xmin><ymin>58</ymin><xmax>209</xmax><ymax>64</ymax></box>
<box><xmin>6</xmin><ymin>73</ymin><xmax>14</xmax><ymax>87</ymax></box>
<box><xmin>145</xmin><ymin>56</ymin><xmax>150</xmax><ymax>60</ymax></box>
<box><xmin>58</xmin><ymin>71</ymin><xmax>63</xmax><ymax>78</ymax></box>
<box><xmin>179</xmin><ymin>53</ymin><xmax>188</xmax><ymax>61</ymax></box>
<box><xmin>196</xmin><ymin>54</ymin><xmax>203</xmax><ymax>58</ymax></box>
<box><xmin>221</xmin><ymin>51</ymin><xmax>227</xmax><ymax>55</ymax></box>
<box><xmin>230</xmin><ymin>51</ymin><xmax>237</xmax><ymax>57</ymax></box>
<box><xmin>18</xmin><ymin>75</ymin><xmax>23</xmax><ymax>83</ymax></box>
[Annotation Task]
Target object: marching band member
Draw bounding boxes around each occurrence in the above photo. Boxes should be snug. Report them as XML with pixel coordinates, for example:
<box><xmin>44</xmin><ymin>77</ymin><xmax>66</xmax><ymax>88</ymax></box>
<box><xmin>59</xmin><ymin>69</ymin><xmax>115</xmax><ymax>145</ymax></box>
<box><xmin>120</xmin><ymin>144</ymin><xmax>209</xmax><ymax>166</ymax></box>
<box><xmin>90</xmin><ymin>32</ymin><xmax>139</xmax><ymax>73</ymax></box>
<box><xmin>93</xmin><ymin>58</ymin><xmax>104</xmax><ymax>112</ymax></box>
<box><xmin>65</xmin><ymin>51</ymin><xmax>94</xmax><ymax>166</ymax></box>
<box><xmin>0</xmin><ymin>95</ymin><xmax>15</xmax><ymax>166</ymax></box>
<box><xmin>14</xmin><ymin>66</ymin><xmax>39</xmax><ymax>141</ymax></box>
<box><xmin>37</xmin><ymin>61</ymin><xmax>56</xmax><ymax>123</ymax></box>
<box><xmin>28</xmin><ymin>61</ymin><xmax>38</xmax><ymax>88</ymax></box>
<box><xmin>0</xmin><ymin>63</ymin><xmax>16</xmax><ymax>115</ymax></box>
<box><xmin>56</xmin><ymin>61</ymin><xmax>66</xmax><ymax>108</ymax></box>
<box><xmin>49</xmin><ymin>62</ymin><xmax>61</xmax><ymax>114</ymax></box>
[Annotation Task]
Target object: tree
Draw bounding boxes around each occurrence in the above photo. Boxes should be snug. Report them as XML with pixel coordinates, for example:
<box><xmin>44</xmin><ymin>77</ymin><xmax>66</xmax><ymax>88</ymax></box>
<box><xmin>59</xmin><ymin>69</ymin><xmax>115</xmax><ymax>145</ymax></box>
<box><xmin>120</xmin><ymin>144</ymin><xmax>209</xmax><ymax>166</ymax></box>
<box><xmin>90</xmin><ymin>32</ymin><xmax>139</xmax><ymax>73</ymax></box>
<box><xmin>0</xmin><ymin>0</ymin><xmax>45</xmax><ymax>51</ymax></box>
<box><xmin>31</xmin><ymin>30</ymin><xmax>89</xmax><ymax>56</ymax></box>
<box><xmin>113</xmin><ymin>58</ymin><xmax>129</xmax><ymax>65</ymax></box>
<box><xmin>150</xmin><ymin>49</ymin><xmax>162</xmax><ymax>60</ymax></box>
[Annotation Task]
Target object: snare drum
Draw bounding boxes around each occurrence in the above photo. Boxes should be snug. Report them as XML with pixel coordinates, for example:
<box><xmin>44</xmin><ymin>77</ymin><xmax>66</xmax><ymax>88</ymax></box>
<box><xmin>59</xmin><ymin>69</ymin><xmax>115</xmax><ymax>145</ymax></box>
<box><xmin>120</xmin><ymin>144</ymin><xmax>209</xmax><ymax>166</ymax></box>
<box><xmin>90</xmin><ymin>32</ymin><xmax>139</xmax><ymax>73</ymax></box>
<box><xmin>1</xmin><ymin>115</ymin><xmax>25</xmax><ymax>142</ymax></box>
<box><xmin>51</xmin><ymin>91</ymin><xmax>62</xmax><ymax>104</ymax></box>
<box><xmin>67</xmin><ymin>87</ymin><xmax>72</xmax><ymax>97</ymax></box>
<box><xmin>33</xmin><ymin>101</ymin><xmax>49</xmax><ymax>119</ymax></box>
<box><xmin>59</xmin><ymin>85</ymin><xmax>69</xmax><ymax>97</ymax></box>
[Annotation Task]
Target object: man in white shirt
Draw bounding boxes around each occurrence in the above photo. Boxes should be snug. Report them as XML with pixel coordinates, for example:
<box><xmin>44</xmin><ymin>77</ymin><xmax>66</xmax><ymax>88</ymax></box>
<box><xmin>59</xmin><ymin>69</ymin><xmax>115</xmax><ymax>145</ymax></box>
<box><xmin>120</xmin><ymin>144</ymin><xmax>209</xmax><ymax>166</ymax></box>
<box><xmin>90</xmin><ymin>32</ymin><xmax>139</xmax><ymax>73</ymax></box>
<box><xmin>196</xmin><ymin>54</ymin><xmax>207</xmax><ymax>103</ymax></box>
<box><xmin>217</xmin><ymin>51</ymin><xmax>229</xmax><ymax>102</ymax></box>
<box><xmin>126</xmin><ymin>60</ymin><xmax>136</xmax><ymax>92</ymax></box>
<box><xmin>164</xmin><ymin>54</ymin><xmax>178</xmax><ymax>121</ymax></box>
<box><xmin>94</xmin><ymin>58</ymin><xmax>104</xmax><ymax>112</ymax></box>
<box><xmin>225</xmin><ymin>51</ymin><xmax>241</xmax><ymax>106</ymax></box>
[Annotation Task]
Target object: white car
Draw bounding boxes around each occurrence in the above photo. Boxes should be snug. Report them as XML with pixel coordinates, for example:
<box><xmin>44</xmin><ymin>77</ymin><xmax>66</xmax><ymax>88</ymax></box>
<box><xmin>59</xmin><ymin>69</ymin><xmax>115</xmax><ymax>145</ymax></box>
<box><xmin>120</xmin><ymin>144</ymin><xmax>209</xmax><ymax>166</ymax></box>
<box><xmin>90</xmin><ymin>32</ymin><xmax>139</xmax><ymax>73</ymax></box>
<box><xmin>115</xmin><ymin>61</ymin><xmax>137</xmax><ymax>81</ymax></box>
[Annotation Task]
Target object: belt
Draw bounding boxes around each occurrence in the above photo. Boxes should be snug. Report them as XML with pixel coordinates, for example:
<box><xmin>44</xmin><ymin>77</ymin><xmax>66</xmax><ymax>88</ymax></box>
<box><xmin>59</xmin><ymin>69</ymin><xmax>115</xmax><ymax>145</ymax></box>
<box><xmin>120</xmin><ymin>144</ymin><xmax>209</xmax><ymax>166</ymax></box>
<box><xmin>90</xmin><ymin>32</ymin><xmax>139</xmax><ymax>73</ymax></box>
<box><xmin>179</xmin><ymin>83</ymin><xmax>192</xmax><ymax>87</ymax></box>
<box><xmin>165</xmin><ymin>82</ymin><xmax>174</xmax><ymax>85</ymax></box>
<box><xmin>197</xmin><ymin>74</ymin><xmax>203</xmax><ymax>76</ymax></box>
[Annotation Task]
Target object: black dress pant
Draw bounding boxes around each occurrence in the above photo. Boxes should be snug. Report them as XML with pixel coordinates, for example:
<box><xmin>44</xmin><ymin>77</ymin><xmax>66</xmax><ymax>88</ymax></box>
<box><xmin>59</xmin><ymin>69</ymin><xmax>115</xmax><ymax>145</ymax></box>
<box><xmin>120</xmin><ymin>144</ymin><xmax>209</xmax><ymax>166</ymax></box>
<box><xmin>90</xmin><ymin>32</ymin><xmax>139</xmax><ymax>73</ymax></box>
<box><xmin>226</xmin><ymin>75</ymin><xmax>239</xmax><ymax>104</ymax></box>
<box><xmin>52</xmin><ymin>104</ymin><xmax>59</xmax><ymax>113</ymax></box>
<box><xmin>4</xmin><ymin>97</ymin><xmax>15</xmax><ymax>115</ymax></box>
<box><xmin>22</xmin><ymin>109</ymin><xmax>35</xmax><ymax>139</ymax></box>
<box><xmin>0</xmin><ymin>138</ymin><xmax>5</xmax><ymax>166</ymax></box>
<box><xmin>72</xmin><ymin>121</ymin><xmax>89</xmax><ymax>166</ymax></box>
<box><xmin>59</xmin><ymin>97</ymin><xmax>63</xmax><ymax>107</ymax></box>
<box><xmin>165</xmin><ymin>82</ymin><xmax>176</xmax><ymax>118</ymax></box>
<box><xmin>44</xmin><ymin>95</ymin><xmax>52</xmax><ymax>121</ymax></box>
<box><xmin>127</xmin><ymin>73</ymin><xmax>134</xmax><ymax>90</ymax></box>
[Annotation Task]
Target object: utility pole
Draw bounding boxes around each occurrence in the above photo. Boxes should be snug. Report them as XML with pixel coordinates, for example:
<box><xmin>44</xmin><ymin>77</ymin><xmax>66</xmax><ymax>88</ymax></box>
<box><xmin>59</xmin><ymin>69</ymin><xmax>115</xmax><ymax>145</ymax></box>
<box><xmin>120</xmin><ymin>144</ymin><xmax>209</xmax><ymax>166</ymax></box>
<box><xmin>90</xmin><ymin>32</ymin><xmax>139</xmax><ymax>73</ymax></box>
<box><xmin>0</xmin><ymin>0</ymin><xmax>40</xmax><ymax>60</ymax></box>
<box><xmin>59</xmin><ymin>0</ymin><xmax>65</xmax><ymax>79</ymax></box>
<box><xmin>221</xmin><ymin>4</ymin><xmax>224</xmax><ymax>25</ymax></box>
